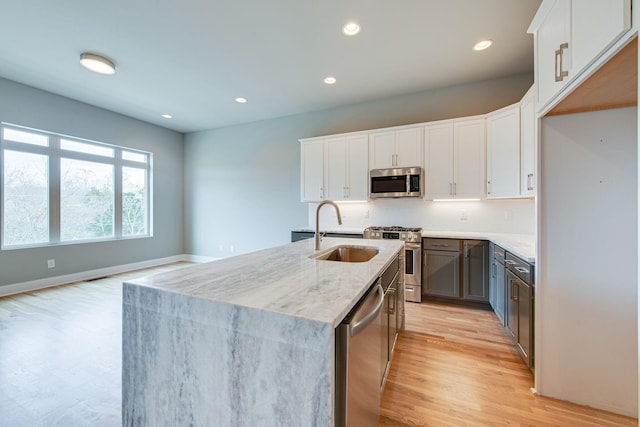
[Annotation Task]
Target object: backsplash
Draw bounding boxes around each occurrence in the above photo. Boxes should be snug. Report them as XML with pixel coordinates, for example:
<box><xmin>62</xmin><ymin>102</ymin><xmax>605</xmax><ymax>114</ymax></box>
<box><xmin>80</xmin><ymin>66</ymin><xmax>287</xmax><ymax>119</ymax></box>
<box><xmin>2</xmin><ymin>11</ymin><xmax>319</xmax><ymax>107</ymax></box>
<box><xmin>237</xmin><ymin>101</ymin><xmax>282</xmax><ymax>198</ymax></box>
<box><xmin>307</xmin><ymin>198</ymin><xmax>535</xmax><ymax>235</ymax></box>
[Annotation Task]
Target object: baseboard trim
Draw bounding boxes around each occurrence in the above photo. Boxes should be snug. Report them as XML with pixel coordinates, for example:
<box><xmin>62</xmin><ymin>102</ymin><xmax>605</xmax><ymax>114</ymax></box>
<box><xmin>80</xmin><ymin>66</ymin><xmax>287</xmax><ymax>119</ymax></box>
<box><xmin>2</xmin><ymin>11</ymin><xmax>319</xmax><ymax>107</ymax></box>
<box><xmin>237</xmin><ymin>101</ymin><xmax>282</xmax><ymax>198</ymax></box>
<box><xmin>0</xmin><ymin>254</ymin><xmax>213</xmax><ymax>297</ymax></box>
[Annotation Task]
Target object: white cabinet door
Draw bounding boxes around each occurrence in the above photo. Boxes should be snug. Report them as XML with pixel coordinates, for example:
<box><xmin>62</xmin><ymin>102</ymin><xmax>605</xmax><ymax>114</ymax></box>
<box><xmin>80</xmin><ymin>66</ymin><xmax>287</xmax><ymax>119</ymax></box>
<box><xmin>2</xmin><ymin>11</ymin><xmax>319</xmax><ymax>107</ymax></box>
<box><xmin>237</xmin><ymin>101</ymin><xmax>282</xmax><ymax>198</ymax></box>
<box><xmin>453</xmin><ymin>119</ymin><xmax>486</xmax><ymax>199</ymax></box>
<box><xmin>536</xmin><ymin>0</ymin><xmax>571</xmax><ymax>110</ymax></box>
<box><xmin>520</xmin><ymin>87</ymin><xmax>536</xmax><ymax>196</ymax></box>
<box><xmin>571</xmin><ymin>0</ymin><xmax>631</xmax><ymax>74</ymax></box>
<box><xmin>486</xmin><ymin>105</ymin><xmax>520</xmax><ymax>199</ymax></box>
<box><xmin>424</xmin><ymin>123</ymin><xmax>454</xmax><ymax>200</ymax></box>
<box><xmin>396</xmin><ymin>127</ymin><xmax>423</xmax><ymax>168</ymax></box>
<box><xmin>346</xmin><ymin>135</ymin><xmax>369</xmax><ymax>200</ymax></box>
<box><xmin>325</xmin><ymin>137</ymin><xmax>347</xmax><ymax>201</ymax></box>
<box><xmin>301</xmin><ymin>139</ymin><xmax>324</xmax><ymax>202</ymax></box>
<box><xmin>369</xmin><ymin>131</ymin><xmax>395</xmax><ymax>169</ymax></box>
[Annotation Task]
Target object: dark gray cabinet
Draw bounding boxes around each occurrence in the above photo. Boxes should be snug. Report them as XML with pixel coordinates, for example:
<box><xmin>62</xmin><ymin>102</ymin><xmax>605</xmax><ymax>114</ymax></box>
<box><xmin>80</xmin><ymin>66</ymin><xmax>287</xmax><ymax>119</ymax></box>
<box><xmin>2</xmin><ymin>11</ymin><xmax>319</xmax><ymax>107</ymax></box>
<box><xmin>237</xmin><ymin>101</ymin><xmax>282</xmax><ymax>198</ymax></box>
<box><xmin>422</xmin><ymin>238</ymin><xmax>488</xmax><ymax>306</ymax></box>
<box><xmin>423</xmin><ymin>239</ymin><xmax>460</xmax><ymax>298</ymax></box>
<box><xmin>380</xmin><ymin>254</ymin><xmax>400</xmax><ymax>390</ymax></box>
<box><xmin>489</xmin><ymin>244</ymin><xmax>507</xmax><ymax>325</ymax></box>
<box><xmin>506</xmin><ymin>267</ymin><xmax>534</xmax><ymax>371</ymax></box>
<box><xmin>462</xmin><ymin>240</ymin><xmax>489</xmax><ymax>302</ymax></box>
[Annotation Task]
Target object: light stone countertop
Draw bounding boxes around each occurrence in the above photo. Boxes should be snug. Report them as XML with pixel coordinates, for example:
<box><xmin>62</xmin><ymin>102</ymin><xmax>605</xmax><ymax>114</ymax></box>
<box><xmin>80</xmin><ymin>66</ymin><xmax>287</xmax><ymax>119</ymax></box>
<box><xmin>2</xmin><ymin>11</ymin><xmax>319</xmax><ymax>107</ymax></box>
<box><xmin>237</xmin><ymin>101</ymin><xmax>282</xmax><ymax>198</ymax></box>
<box><xmin>421</xmin><ymin>231</ymin><xmax>535</xmax><ymax>263</ymax></box>
<box><xmin>126</xmin><ymin>237</ymin><xmax>404</xmax><ymax>328</ymax></box>
<box><xmin>292</xmin><ymin>227</ymin><xmax>536</xmax><ymax>263</ymax></box>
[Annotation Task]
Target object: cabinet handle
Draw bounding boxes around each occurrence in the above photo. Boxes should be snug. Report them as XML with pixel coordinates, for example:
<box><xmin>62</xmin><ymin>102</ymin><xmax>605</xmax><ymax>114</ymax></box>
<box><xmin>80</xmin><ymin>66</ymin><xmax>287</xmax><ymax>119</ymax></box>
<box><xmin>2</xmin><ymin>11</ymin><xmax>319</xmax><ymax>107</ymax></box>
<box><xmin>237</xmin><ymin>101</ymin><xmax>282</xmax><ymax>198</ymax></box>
<box><xmin>515</xmin><ymin>266</ymin><xmax>529</xmax><ymax>274</ymax></box>
<box><xmin>392</xmin><ymin>153</ymin><xmax>397</xmax><ymax>166</ymax></box>
<box><xmin>555</xmin><ymin>42</ymin><xmax>569</xmax><ymax>82</ymax></box>
<box><xmin>487</xmin><ymin>181</ymin><xmax>491</xmax><ymax>195</ymax></box>
<box><xmin>492</xmin><ymin>263</ymin><xmax>496</xmax><ymax>278</ymax></box>
<box><xmin>511</xmin><ymin>283</ymin><xmax>518</xmax><ymax>301</ymax></box>
<box><xmin>454</xmin><ymin>182</ymin><xmax>457</xmax><ymax>196</ymax></box>
<box><xmin>449</xmin><ymin>183</ymin><xmax>453</xmax><ymax>195</ymax></box>
<box><xmin>527</xmin><ymin>173</ymin><xmax>534</xmax><ymax>191</ymax></box>
<box><xmin>320</xmin><ymin>187</ymin><xmax>324</xmax><ymax>200</ymax></box>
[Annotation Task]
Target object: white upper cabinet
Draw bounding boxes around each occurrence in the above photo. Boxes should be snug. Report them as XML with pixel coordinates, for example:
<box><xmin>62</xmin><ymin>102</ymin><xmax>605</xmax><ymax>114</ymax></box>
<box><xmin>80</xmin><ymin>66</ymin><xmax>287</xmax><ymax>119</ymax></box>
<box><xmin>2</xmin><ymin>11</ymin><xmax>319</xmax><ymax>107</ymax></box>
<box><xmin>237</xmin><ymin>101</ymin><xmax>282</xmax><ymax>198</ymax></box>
<box><xmin>369</xmin><ymin>127</ymin><xmax>423</xmax><ymax>169</ymax></box>
<box><xmin>486</xmin><ymin>104</ymin><xmax>521</xmax><ymax>199</ymax></box>
<box><xmin>531</xmin><ymin>0</ymin><xmax>631</xmax><ymax>113</ymax></box>
<box><xmin>396</xmin><ymin>127</ymin><xmax>424</xmax><ymax>168</ymax></box>
<box><xmin>571</xmin><ymin>0</ymin><xmax>631</xmax><ymax>73</ymax></box>
<box><xmin>325</xmin><ymin>135</ymin><xmax>368</xmax><ymax>201</ymax></box>
<box><xmin>300</xmin><ymin>139</ymin><xmax>324</xmax><ymax>202</ymax></box>
<box><xmin>535</xmin><ymin>0</ymin><xmax>572</xmax><ymax>110</ymax></box>
<box><xmin>520</xmin><ymin>87</ymin><xmax>536</xmax><ymax>196</ymax></box>
<box><xmin>453</xmin><ymin>119</ymin><xmax>486</xmax><ymax>200</ymax></box>
<box><xmin>424</xmin><ymin>123</ymin><xmax>454</xmax><ymax>200</ymax></box>
<box><xmin>425</xmin><ymin>118</ymin><xmax>485</xmax><ymax>200</ymax></box>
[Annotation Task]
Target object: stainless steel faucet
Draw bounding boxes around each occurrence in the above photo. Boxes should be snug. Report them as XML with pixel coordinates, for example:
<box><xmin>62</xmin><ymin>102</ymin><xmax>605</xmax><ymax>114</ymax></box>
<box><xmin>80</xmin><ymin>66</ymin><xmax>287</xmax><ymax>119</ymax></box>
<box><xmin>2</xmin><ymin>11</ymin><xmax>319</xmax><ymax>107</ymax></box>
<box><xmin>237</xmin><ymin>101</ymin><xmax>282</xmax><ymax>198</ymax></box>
<box><xmin>315</xmin><ymin>200</ymin><xmax>342</xmax><ymax>251</ymax></box>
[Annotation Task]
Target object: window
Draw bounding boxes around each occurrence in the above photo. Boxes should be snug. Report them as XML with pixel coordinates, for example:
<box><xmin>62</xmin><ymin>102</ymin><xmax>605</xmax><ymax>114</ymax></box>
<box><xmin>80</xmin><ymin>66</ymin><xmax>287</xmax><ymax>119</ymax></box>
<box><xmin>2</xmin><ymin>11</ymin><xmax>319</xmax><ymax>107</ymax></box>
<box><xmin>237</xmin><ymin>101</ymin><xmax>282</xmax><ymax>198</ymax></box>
<box><xmin>1</xmin><ymin>124</ymin><xmax>152</xmax><ymax>248</ymax></box>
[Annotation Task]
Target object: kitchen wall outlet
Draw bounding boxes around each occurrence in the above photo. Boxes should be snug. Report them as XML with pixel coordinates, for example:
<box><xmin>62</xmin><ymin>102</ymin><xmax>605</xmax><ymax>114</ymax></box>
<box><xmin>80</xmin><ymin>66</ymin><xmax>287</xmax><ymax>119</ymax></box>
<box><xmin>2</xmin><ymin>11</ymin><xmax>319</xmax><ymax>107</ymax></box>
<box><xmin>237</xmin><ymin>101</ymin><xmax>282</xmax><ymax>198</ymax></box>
<box><xmin>364</xmin><ymin>209</ymin><xmax>370</xmax><ymax>219</ymax></box>
<box><xmin>460</xmin><ymin>210</ymin><xmax>468</xmax><ymax>221</ymax></box>
<box><xmin>504</xmin><ymin>210</ymin><xmax>513</xmax><ymax>220</ymax></box>
<box><xmin>230</xmin><ymin>245</ymin><xmax>235</xmax><ymax>253</ymax></box>
<box><xmin>219</xmin><ymin>244</ymin><xmax>223</xmax><ymax>252</ymax></box>
<box><xmin>47</xmin><ymin>259</ymin><xmax>55</xmax><ymax>269</ymax></box>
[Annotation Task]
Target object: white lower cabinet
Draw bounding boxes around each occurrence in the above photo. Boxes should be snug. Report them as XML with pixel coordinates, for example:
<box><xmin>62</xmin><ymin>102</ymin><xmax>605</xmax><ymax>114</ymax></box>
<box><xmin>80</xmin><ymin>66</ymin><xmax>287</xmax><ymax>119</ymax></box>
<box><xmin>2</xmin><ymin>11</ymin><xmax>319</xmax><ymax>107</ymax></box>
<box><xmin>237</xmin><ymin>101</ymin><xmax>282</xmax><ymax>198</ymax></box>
<box><xmin>424</xmin><ymin>118</ymin><xmax>485</xmax><ymax>200</ymax></box>
<box><xmin>486</xmin><ymin>104</ymin><xmax>520</xmax><ymax>199</ymax></box>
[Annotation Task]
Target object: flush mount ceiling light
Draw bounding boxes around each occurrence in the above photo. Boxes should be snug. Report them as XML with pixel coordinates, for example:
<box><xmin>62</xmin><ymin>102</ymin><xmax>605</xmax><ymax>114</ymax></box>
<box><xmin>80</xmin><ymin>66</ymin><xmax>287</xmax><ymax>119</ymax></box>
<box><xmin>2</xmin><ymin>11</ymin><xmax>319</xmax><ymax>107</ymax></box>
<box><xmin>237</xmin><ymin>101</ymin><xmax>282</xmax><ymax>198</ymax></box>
<box><xmin>235</xmin><ymin>97</ymin><xmax>247</xmax><ymax>104</ymax></box>
<box><xmin>79</xmin><ymin>52</ymin><xmax>116</xmax><ymax>75</ymax></box>
<box><xmin>323</xmin><ymin>76</ymin><xmax>337</xmax><ymax>85</ymax></box>
<box><xmin>342</xmin><ymin>21</ymin><xmax>361</xmax><ymax>36</ymax></box>
<box><xmin>161</xmin><ymin>114</ymin><xmax>173</xmax><ymax>119</ymax></box>
<box><xmin>473</xmin><ymin>39</ymin><xmax>494</xmax><ymax>51</ymax></box>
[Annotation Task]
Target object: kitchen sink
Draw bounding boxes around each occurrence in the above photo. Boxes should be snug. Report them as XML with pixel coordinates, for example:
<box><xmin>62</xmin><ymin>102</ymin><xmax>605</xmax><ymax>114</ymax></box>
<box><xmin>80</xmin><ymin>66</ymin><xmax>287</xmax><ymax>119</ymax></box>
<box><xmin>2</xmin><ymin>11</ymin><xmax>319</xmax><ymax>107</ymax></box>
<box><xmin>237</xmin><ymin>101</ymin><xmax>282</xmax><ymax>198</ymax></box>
<box><xmin>310</xmin><ymin>245</ymin><xmax>379</xmax><ymax>263</ymax></box>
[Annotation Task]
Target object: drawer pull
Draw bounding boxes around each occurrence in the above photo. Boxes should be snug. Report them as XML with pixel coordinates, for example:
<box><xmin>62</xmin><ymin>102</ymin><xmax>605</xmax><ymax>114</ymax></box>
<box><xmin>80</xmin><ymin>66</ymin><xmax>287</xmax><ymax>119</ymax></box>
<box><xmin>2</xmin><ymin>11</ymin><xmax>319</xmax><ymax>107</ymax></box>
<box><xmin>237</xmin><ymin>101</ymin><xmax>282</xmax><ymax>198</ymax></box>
<box><xmin>515</xmin><ymin>266</ymin><xmax>529</xmax><ymax>274</ymax></box>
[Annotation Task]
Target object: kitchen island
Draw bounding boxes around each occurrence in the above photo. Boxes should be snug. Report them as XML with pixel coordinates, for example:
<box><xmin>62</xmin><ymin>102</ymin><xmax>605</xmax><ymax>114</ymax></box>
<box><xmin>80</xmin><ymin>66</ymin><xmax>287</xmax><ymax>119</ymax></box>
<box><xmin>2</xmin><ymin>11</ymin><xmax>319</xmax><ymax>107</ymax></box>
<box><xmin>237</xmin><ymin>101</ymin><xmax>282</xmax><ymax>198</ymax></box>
<box><xmin>122</xmin><ymin>237</ymin><xmax>403</xmax><ymax>426</ymax></box>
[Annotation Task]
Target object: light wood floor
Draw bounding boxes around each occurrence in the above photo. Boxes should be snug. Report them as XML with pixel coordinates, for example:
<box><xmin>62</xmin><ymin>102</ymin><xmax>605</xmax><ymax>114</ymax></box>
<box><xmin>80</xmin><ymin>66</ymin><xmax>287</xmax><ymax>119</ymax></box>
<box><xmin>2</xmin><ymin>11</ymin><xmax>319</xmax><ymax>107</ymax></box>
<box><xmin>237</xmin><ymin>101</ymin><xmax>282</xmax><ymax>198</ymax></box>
<box><xmin>380</xmin><ymin>301</ymin><xmax>638</xmax><ymax>427</ymax></box>
<box><xmin>1</xmin><ymin>266</ymin><xmax>637</xmax><ymax>426</ymax></box>
<box><xmin>0</xmin><ymin>262</ymin><xmax>194</xmax><ymax>427</ymax></box>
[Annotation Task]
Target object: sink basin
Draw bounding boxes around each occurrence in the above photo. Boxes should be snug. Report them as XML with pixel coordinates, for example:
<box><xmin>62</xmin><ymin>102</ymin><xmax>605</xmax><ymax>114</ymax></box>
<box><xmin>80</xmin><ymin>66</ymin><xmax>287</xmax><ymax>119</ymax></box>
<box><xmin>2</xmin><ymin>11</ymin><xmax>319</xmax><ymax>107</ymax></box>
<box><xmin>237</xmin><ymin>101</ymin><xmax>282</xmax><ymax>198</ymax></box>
<box><xmin>311</xmin><ymin>245</ymin><xmax>379</xmax><ymax>263</ymax></box>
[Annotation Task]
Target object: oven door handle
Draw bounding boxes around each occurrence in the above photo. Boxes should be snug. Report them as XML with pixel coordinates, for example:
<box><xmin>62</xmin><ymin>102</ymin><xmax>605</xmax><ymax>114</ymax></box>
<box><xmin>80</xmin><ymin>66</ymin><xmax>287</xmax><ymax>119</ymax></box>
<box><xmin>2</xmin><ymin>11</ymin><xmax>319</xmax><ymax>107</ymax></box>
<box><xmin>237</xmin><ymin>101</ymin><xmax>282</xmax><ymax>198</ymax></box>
<box><xmin>404</xmin><ymin>242</ymin><xmax>421</xmax><ymax>250</ymax></box>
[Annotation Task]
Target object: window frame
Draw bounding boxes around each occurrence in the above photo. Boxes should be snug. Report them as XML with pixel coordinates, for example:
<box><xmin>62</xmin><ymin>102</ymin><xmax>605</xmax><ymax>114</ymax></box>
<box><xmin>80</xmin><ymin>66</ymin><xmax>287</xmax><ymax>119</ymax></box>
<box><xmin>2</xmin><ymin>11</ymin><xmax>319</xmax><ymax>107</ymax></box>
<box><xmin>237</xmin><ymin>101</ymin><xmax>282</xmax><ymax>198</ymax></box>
<box><xmin>0</xmin><ymin>123</ymin><xmax>153</xmax><ymax>250</ymax></box>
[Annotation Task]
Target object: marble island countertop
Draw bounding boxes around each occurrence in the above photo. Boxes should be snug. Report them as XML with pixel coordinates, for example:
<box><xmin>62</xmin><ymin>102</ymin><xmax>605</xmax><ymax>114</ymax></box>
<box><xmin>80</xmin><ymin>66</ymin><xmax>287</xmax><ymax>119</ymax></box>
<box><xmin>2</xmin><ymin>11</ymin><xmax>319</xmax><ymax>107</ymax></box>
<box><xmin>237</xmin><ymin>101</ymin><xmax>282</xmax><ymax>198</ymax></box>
<box><xmin>292</xmin><ymin>227</ymin><xmax>535</xmax><ymax>263</ymax></box>
<box><xmin>126</xmin><ymin>237</ymin><xmax>404</xmax><ymax>328</ymax></box>
<box><xmin>123</xmin><ymin>238</ymin><xmax>404</xmax><ymax>425</ymax></box>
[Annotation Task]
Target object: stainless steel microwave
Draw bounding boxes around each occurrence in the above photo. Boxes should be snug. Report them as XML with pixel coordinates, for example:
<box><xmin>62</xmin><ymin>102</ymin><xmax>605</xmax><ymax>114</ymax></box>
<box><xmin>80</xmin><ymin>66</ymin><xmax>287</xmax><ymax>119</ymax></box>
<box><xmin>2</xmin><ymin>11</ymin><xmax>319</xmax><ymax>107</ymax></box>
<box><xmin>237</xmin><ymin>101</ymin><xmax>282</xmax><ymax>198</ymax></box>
<box><xmin>370</xmin><ymin>167</ymin><xmax>423</xmax><ymax>198</ymax></box>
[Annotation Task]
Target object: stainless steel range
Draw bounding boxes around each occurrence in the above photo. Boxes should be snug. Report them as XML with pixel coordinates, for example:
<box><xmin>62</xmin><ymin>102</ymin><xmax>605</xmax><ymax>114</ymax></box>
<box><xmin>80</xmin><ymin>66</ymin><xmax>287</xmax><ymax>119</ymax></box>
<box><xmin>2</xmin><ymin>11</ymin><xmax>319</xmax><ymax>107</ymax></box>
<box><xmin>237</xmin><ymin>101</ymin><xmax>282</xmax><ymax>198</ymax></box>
<box><xmin>364</xmin><ymin>226</ymin><xmax>422</xmax><ymax>303</ymax></box>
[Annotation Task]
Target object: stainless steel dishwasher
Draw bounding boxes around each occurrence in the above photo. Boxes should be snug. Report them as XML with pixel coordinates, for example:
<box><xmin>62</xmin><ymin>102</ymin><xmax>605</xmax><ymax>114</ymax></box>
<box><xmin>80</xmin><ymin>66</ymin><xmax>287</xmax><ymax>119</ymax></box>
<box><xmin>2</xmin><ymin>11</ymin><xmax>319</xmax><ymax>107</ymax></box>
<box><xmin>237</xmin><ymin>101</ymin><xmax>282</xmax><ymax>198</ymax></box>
<box><xmin>335</xmin><ymin>281</ymin><xmax>384</xmax><ymax>427</ymax></box>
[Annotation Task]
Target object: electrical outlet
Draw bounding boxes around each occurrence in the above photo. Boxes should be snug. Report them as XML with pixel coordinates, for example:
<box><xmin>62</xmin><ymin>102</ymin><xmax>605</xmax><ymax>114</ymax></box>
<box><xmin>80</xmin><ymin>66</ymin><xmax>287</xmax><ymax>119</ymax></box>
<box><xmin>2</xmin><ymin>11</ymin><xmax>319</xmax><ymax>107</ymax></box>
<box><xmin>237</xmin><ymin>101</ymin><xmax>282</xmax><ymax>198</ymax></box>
<box><xmin>504</xmin><ymin>210</ymin><xmax>513</xmax><ymax>220</ymax></box>
<box><xmin>47</xmin><ymin>259</ymin><xmax>55</xmax><ymax>268</ymax></box>
<box><xmin>460</xmin><ymin>210</ymin><xmax>468</xmax><ymax>221</ymax></box>
<box><xmin>364</xmin><ymin>209</ymin><xmax>370</xmax><ymax>219</ymax></box>
<box><xmin>219</xmin><ymin>244</ymin><xmax>223</xmax><ymax>252</ymax></box>
<box><xmin>230</xmin><ymin>245</ymin><xmax>235</xmax><ymax>253</ymax></box>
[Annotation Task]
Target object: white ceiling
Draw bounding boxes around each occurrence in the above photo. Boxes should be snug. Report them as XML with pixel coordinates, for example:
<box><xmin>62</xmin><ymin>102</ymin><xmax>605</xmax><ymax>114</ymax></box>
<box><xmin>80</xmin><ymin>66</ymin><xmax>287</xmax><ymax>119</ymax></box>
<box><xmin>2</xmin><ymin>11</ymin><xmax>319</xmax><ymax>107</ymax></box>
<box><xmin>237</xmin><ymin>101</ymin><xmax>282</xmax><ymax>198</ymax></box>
<box><xmin>0</xmin><ymin>0</ymin><xmax>541</xmax><ymax>133</ymax></box>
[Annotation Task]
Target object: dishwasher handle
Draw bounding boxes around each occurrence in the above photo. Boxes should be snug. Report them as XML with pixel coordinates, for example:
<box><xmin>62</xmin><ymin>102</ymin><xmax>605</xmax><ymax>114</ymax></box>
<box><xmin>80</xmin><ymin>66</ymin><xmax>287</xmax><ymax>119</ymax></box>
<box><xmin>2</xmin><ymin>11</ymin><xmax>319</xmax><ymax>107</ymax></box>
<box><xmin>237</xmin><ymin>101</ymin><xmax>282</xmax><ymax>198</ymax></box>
<box><xmin>350</xmin><ymin>282</ymin><xmax>384</xmax><ymax>337</ymax></box>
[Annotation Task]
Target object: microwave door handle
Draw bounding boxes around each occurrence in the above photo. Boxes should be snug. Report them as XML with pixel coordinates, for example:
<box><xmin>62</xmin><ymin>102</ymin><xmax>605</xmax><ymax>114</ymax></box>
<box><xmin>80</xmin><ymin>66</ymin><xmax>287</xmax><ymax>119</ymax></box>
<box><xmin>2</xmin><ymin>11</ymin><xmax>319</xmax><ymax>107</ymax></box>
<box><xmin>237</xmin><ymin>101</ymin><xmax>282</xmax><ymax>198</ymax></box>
<box><xmin>406</xmin><ymin>174</ymin><xmax>410</xmax><ymax>193</ymax></box>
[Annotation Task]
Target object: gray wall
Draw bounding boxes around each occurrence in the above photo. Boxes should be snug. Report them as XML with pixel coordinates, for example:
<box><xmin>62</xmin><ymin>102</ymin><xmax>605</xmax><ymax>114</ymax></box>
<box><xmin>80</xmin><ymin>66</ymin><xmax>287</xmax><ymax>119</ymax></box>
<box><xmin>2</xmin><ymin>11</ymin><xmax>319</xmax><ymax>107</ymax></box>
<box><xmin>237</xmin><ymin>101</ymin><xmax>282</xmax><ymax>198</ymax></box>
<box><xmin>0</xmin><ymin>78</ymin><xmax>184</xmax><ymax>287</ymax></box>
<box><xmin>184</xmin><ymin>72</ymin><xmax>533</xmax><ymax>257</ymax></box>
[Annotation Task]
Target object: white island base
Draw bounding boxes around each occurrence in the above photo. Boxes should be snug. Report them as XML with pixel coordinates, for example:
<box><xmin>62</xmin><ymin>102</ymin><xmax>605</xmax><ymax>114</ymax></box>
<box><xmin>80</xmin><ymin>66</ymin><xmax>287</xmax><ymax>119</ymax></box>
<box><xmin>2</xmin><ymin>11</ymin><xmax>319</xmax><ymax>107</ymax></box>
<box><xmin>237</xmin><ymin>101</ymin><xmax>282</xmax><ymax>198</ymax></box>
<box><xmin>122</xmin><ymin>238</ymin><xmax>403</xmax><ymax>426</ymax></box>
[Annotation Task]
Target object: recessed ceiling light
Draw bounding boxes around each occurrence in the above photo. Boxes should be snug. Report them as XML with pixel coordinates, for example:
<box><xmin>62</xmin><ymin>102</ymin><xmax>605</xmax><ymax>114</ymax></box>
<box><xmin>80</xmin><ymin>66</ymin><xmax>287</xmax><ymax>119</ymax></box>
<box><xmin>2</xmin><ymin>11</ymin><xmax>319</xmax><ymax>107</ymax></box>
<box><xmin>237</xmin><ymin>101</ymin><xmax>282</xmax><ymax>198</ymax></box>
<box><xmin>473</xmin><ymin>39</ymin><xmax>494</xmax><ymax>51</ymax></box>
<box><xmin>324</xmin><ymin>76</ymin><xmax>337</xmax><ymax>85</ymax></box>
<box><xmin>161</xmin><ymin>114</ymin><xmax>172</xmax><ymax>119</ymax></box>
<box><xmin>235</xmin><ymin>97</ymin><xmax>247</xmax><ymax>104</ymax></box>
<box><xmin>342</xmin><ymin>21</ymin><xmax>361</xmax><ymax>36</ymax></box>
<box><xmin>80</xmin><ymin>52</ymin><xmax>116</xmax><ymax>75</ymax></box>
